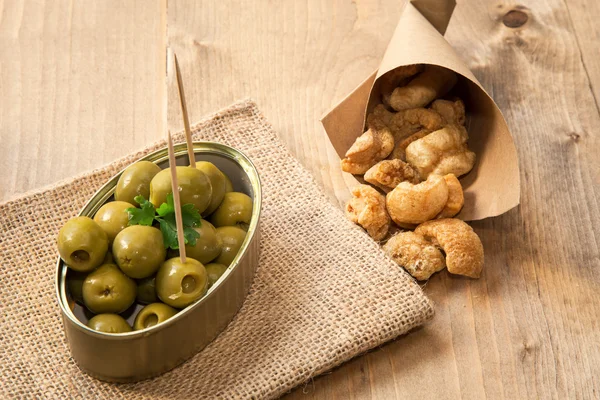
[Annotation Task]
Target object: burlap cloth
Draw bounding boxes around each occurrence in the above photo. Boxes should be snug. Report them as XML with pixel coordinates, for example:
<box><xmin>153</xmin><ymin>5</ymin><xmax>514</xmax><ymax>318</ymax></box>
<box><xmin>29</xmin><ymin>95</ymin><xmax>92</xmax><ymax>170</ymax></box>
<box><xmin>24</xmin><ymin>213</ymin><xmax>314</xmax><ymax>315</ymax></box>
<box><xmin>0</xmin><ymin>100</ymin><xmax>433</xmax><ymax>399</ymax></box>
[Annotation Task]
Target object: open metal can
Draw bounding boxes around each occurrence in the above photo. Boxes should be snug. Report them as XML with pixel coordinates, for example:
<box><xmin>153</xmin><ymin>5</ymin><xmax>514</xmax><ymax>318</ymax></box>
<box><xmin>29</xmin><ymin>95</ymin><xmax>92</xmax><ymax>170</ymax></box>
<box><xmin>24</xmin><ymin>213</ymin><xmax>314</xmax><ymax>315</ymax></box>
<box><xmin>55</xmin><ymin>142</ymin><xmax>261</xmax><ymax>382</ymax></box>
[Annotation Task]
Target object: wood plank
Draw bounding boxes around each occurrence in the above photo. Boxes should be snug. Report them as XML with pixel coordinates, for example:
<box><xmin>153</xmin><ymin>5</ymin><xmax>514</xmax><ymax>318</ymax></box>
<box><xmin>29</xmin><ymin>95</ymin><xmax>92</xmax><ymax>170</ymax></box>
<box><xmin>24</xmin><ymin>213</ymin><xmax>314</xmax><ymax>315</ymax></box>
<box><xmin>564</xmin><ymin>0</ymin><xmax>600</xmax><ymax>111</ymax></box>
<box><xmin>0</xmin><ymin>0</ymin><xmax>166</xmax><ymax>202</ymax></box>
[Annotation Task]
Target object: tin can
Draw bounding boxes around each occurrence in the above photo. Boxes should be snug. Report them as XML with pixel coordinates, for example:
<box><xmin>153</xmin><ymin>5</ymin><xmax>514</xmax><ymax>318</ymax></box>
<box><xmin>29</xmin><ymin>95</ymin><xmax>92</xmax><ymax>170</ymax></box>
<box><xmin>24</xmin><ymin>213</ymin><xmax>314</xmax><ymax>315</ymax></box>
<box><xmin>55</xmin><ymin>142</ymin><xmax>261</xmax><ymax>382</ymax></box>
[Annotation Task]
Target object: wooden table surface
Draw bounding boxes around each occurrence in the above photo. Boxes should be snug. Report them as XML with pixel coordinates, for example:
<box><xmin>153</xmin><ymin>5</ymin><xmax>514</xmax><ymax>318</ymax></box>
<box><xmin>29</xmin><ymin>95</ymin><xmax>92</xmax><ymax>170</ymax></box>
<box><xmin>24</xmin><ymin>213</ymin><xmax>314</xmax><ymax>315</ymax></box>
<box><xmin>2</xmin><ymin>0</ymin><xmax>598</xmax><ymax>398</ymax></box>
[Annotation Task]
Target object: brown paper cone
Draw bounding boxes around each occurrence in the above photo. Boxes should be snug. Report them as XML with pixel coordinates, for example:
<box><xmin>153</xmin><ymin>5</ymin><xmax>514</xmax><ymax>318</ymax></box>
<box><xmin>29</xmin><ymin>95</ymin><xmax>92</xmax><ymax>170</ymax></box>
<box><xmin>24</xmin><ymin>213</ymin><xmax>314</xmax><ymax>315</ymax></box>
<box><xmin>322</xmin><ymin>0</ymin><xmax>520</xmax><ymax>221</ymax></box>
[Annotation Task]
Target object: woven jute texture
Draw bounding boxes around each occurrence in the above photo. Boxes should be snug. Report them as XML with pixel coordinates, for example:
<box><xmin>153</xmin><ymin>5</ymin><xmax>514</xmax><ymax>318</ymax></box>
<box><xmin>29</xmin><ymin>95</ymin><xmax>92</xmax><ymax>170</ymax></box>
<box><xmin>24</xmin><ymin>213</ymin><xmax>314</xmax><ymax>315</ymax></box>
<box><xmin>0</xmin><ymin>99</ymin><xmax>433</xmax><ymax>399</ymax></box>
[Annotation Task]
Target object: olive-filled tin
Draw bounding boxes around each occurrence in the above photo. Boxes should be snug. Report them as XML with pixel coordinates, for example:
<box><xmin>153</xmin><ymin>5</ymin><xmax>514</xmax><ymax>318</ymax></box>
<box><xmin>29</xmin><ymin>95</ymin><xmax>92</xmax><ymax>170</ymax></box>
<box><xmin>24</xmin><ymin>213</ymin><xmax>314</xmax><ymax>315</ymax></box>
<box><xmin>55</xmin><ymin>142</ymin><xmax>261</xmax><ymax>382</ymax></box>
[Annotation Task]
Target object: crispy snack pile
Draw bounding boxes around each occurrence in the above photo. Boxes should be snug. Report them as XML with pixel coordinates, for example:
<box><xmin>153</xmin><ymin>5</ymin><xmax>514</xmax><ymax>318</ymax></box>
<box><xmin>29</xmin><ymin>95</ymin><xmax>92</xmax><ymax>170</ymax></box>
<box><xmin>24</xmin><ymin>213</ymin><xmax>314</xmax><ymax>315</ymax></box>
<box><xmin>342</xmin><ymin>64</ymin><xmax>484</xmax><ymax>280</ymax></box>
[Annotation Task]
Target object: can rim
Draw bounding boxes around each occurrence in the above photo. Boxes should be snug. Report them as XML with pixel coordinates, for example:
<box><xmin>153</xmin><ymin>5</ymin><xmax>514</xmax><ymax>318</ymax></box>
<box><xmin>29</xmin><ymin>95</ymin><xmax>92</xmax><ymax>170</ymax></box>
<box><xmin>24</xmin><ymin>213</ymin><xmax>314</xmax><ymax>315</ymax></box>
<box><xmin>55</xmin><ymin>141</ymin><xmax>262</xmax><ymax>339</ymax></box>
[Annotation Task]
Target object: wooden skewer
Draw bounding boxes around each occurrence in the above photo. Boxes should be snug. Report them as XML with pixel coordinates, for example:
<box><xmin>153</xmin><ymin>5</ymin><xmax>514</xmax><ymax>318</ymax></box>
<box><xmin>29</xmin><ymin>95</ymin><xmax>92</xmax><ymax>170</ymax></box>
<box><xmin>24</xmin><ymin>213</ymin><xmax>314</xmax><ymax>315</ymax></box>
<box><xmin>172</xmin><ymin>51</ymin><xmax>196</xmax><ymax>168</ymax></box>
<box><xmin>167</xmin><ymin>131</ymin><xmax>187</xmax><ymax>264</ymax></box>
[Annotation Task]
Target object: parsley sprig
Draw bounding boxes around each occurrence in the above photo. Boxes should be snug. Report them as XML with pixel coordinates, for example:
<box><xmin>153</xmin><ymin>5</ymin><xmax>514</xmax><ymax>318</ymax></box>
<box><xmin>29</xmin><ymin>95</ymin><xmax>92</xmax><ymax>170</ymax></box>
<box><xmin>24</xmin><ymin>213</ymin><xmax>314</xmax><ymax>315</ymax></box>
<box><xmin>126</xmin><ymin>194</ymin><xmax>201</xmax><ymax>250</ymax></box>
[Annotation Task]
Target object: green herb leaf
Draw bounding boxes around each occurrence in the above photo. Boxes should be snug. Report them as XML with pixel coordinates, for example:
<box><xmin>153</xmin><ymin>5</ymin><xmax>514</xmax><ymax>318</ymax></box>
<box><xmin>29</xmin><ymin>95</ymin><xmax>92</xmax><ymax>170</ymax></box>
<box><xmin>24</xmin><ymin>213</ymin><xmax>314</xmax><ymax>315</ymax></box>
<box><xmin>126</xmin><ymin>193</ymin><xmax>201</xmax><ymax>250</ymax></box>
<box><xmin>181</xmin><ymin>203</ymin><xmax>201</xmax><ymax>227</ymax></box>
<box><xmin>156</xmin><ymin>214</ymin><xmax>201</xmax><ymax>249</ymax></box>
<box><xmin>156</xmin><ymin>193</ymin><xmax>175</xmax><ymax>217</ymax></box>
<box><xmin>126</xmin><ymin>196</ymin><xmax>156</xmax><ymax>226</ymax></box>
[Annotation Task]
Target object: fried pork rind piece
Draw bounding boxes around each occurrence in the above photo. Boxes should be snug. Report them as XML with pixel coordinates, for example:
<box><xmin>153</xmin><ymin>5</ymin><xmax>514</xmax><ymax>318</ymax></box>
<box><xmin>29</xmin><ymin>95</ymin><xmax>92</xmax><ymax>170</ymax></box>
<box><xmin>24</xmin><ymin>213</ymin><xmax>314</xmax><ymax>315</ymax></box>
<box><xmin>379</xmin><ymin>64</ymin><xmax>425</xmax><ymax>107</ymax></box>
<box><xmin>341</xmin><ymin>120</ymin><xmax>394</xmax><ymax>175</ymax></box>
<box><xmin>364</xmin><ymin>159</ymin><xmax>420</xmax><ymax>193</ymax></box>
<box><xmin>386</xmin><ymin>174</ymin><xmax>448</xmax><ymax>226</ymax></box>
<box><xmin>383</xmin><ymin>231</ymin><xmax>446</xmax><ymax>281</ymax></box>
<box><xmin>389</xmin><ymin>129</ymin><xmax>431</xmax><ymax>161</ymax></box>
<box><xmin>345</xmin><ymin>185</ymin><xmax>391</xmax><ymax>241</ymax></box>
<box><xmin>415</xmin><ymin>218</ymin><xmax>484</xmax><ymax>278</ymax></box>
<box><xmin>431</xmin><ymin>99</ymin><xmax>466</xmax><ymax>126</ymax></box>
<box><xmin>405</xmin><ymin>124</ymin><xmax>476</xmax><ymax>179</ymax></box>
<box><xmin>371</xmin><ymin>104</ymin><xmax>444</xmax><ymax>143</ymax></box>
<box><xmin>387</xmin><ymin>65</ymin><xmax>458</xmax><ymax>111</ymax></box>
<box><xmin>437</xmin><ymin>174</ymin><xmax>464</xmax><ymax>218</ymax></box>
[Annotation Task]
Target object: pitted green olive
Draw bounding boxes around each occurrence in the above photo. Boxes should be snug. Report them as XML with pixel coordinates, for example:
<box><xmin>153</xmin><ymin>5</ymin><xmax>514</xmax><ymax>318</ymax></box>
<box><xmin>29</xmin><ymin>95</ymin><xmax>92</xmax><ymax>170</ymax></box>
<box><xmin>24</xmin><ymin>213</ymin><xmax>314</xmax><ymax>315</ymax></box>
<box><xmin>205</xmin><ymin>263</ymin><xmax>228</xmax><ymax>288</ymax></box>
<box><xmin>150</xmin><ymin>166</ymin><xmax>212</xmax><ymax>214</ymax></box>
<box><xmin>210</xmin><ymin>192</ymin><xmax>253</xmax><ymax>229</ymax></box>
<box><xmin>57</xmin><ymin>217</ymin><xmax>108</xmax><ymax>272</ymax></box>
<box><xmin>82</xmin><ymin>264</ymin><xmax>136</xmax><ymax>314</ymax></box>
<box><xmin>133</xmin><ymin>303</ymin><xmax>178</xmax><ymax>330</ymax></box>
<box><xmin>196</xmin><ymin>161</ymin><xmax>227</xmax><ymax>216</ymax></box>
<box><xmin>115</xmin><ymin>161</ymin><xmax>161</xmax><ymax>205</ymax></box>
<box><xmin>214</xmin><ymin>226</ymin><xmax>247</xmax><ymax>266</ymax></box>
<box><xmin>93</xmin><ymin>201</ymin><xmax>134</xmax><ymax>244</ymax></box>
<box><xmin>88</xmin><ymin>314</ymin><xmax>132</xmax><ymax>333</ymax></box>
<box><xmin>155</xmin><ymin>257</ymin><xmax>208</xmax><ymax>308</ymax></box>
<box><xmin>113</xmin><ymin>225</ymin><xmax>166</xmax><ymax>279</ymax></box>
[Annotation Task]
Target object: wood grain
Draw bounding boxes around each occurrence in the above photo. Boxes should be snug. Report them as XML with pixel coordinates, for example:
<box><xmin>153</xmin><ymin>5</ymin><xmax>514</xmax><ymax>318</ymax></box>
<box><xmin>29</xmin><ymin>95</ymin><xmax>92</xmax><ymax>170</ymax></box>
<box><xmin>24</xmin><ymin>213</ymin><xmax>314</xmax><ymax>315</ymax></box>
<box><xmin>2</xmin><ymin>0</ymin><xmax>599</xmax><ymax>398</ymax></box>
<box><xmin>0</xmin><ymin>0</ymin><xmax>166</xmax><ymax>201</ymax></box>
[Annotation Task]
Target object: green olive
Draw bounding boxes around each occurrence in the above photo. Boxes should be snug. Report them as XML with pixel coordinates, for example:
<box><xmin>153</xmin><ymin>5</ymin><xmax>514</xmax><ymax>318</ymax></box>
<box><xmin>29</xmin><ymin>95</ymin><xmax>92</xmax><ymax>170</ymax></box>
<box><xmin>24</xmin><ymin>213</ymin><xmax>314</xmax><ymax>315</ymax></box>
<box><xmin>156</xmin><ymin>257</ymin><xmax>208</xmax><ymax>308</ymax></box>
<box><xmin>223</xmin><ymin>174</ymin><xmax>234</xmax><ymax>193</ymax></box>
<box><xmin>57</xmin><ymin>216</ymin><xmax>108</xmax><ymax>272</ymax></box>
<box><xmin>210</xmin><ymin>192</ymin><xmax>253</xmax><ymax>230</ymax></box>
<box><xmin>196</xmin><ymin>162</ymin><xmax>227</xmax><ymax>216</ymax></box>
<box><xmin>67</xmin><ymin>270</ymin><xmax>88</xmax><ymax>304</ymax></box>
<box><xmin>115</xmin><ymin>161</ymin><xmax>161</xmax><ymax>205</ymax></box>
<box><xmin>82</xmin><ymin>264</ymin><xmax>137</xmax><ymax>314</ymax></box>
<box><xmin>133</xmin><ymin>303</ymin><xmax>177</xmax><ymax>330</ymax></box>
<box><xmin>136</xmin><ymin>276</ymin><xmax>158</xmax><ymax>304</ymax></box>
<box><xmin>113</xmin><ymin>225</ymin><xmax>166</xmax><ymax>279</ymax></box>
<box><xmin>184</xmin><ymin>220</ymin><xmax>222</xmax><ymax>264</ymax></box>
<box><xmin>93</xmin><ymin>201</ymin><xmax>134</xmax><ymax>244</ymax></box>
<box><xmin>88</xmin><ymin>314</ymin><xmax>132</xmax><ymax>334</ymax></box>
<box><xmin>214</xmin><ymin>226</ymin><xmax>247</xmax><ymax>265</ymax></box>
<box><xmin>205</xmin><ymin>263</ymin><xmax>228</xmax><ymax>288</ymax></box>
<box><xmin>150</xmin><ymin>166</ymin><xmax>212</xmax><ymax>214</ymax></box>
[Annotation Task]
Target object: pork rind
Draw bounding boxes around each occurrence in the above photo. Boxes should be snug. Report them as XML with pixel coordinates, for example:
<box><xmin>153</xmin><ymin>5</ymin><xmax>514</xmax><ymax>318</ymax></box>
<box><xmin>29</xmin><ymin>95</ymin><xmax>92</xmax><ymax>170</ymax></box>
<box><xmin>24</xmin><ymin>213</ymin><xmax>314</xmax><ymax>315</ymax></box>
<box><xmin>405</xmin><ymin>124</ymin><xmax>476</xmax><ymax>179</ymax></box>
<box><xmin>364</xmin><ymin>159</ymin><xmax>420</xmax><ymax>193</ymax></box>
<box><xmin>389</xmin><ymin>129</ymin><xmax>430</xmax><ymax>161</ymax></box>
<box><xmin>383</xmin><ymin>231</ymin><xmax>445</xmax><ymax>281</ymax></box>
<box><xmin>386</xmin><ymin>174</ymin><xmax>448</xmax><ymax>225</ymax></box>
<box><xmin>431</xmin><ymin>99</ymin><xmax>466</xmax><ymax>126</ymax></box>
<box><xmin>345</xmin><ymin>185</ymin><xmax>391</xmax><ymax>241</ymax></box>
<box><xmin>387</xmin><ymin>65</ymin><xmax>458</xmax><ymax>111</ymax></box>
<box><xmin>379</xmin><ymin>64</ymin><xmax>425</xmax><ymax>106</ymax></box>
<box><xmin>341</xmin><ymin>120</ymin><xmax>394</xmax><ymax>175</ymax></box>
<box><xmin>414</xmin><ymin>218</ymin><xmax>484</xmax><ymax>278</ymax></box>
<box><xmin>437</xmin><ymin>174</ymin><xmax>464</xmax><ymax>218</ymax></box>
<box><xmin>371</xmin><ymin>104</ymin><xmax>444</xmax><ymax>142</ymax></box>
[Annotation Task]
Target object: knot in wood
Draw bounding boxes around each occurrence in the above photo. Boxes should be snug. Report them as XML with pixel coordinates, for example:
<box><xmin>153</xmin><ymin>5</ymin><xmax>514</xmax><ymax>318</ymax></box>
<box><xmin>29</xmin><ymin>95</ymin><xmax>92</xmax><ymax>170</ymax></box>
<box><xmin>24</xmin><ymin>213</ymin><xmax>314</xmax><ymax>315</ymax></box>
<box><xmin>503</xmin><ymin>10</ymin><xmax>528</xmax><ymax>28</ymax></box>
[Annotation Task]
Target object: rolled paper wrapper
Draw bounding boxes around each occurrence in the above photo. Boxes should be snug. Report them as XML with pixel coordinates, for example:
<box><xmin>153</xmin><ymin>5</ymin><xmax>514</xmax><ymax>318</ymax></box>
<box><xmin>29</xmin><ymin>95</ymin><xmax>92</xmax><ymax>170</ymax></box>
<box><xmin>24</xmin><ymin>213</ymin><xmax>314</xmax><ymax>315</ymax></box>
<box><xmin>321</xmin><ymin>0</ymin><xmax>520</xmax><ymax>221</ymax></box>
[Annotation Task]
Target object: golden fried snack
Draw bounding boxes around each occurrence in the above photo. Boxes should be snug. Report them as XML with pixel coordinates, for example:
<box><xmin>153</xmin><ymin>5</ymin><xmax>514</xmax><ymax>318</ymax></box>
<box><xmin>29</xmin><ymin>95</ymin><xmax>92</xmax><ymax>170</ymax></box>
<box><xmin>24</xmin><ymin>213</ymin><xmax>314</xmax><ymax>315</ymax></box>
<box><xmin>364</xmin><ymin>159</ymin><xmax>420</xmax><ymax>192</ymax></box>
<box><xmin>341</xmin><ymin>120</ymin><xmax>394</xmax><ymax>175</ymax></box>
<box><xmin>379</xmin><ymin>64</ymin><xmax>425</xmax><ymax>107</ymax></box>
<box><xmin>386</xmin><ymin>174</ymin><xmax>448</xmax><ymax>225</ymax></box>
<box><xmin>383</xmin><ymin>231</ymin><xmax>446</xmax><ymax>281</ymax></box>
<box><xmin>431</xmin><ymin>99</ymin><xmax>466</xmax><ymax>126</ymax></box>
<box><xmin>415</xmin><ymin>218</ymin><xmax>484</xmax><ymax>278</ymax></box>
<box><xmin>405</xmin><ymin>124</ymin><xmax>476</xmax><ymax>179</ymax></box>
<box><xmin>389</xmin><ymin>129</ymin><xmax>431</xmax><ymax>161</ymax></box>
<box><xmin>437</xmin><ymin>174</ymin><xmax>464</xmax><ymax>218</ymax></box>
<box><xmin>345</xmin><ymin>185</ymin><xmax>391</xmax><ymax>241</ymax></box>
<box><xmin>387</xmin><ymin>65</ymin><xmax>458</xmax><ymax>111</ymax></box>
<box><xmin>371</xmin><ymin>104</ymin><xmax>444</xmax><ymax>143</ymax></box>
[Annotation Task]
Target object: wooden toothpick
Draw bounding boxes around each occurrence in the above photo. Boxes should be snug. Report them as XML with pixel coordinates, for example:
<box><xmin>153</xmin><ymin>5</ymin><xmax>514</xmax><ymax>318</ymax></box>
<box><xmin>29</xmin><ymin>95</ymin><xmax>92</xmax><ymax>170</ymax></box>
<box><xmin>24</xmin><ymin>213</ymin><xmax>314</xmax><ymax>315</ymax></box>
<box><xmin>167</xmin><ymin>131</ymin><xmax>187</xmax><ymax>264</ymax></box>
<box><xmin>173</xmin><ymin>51</ymin><xmax>196</xmax><ymax>168</ymax></box>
